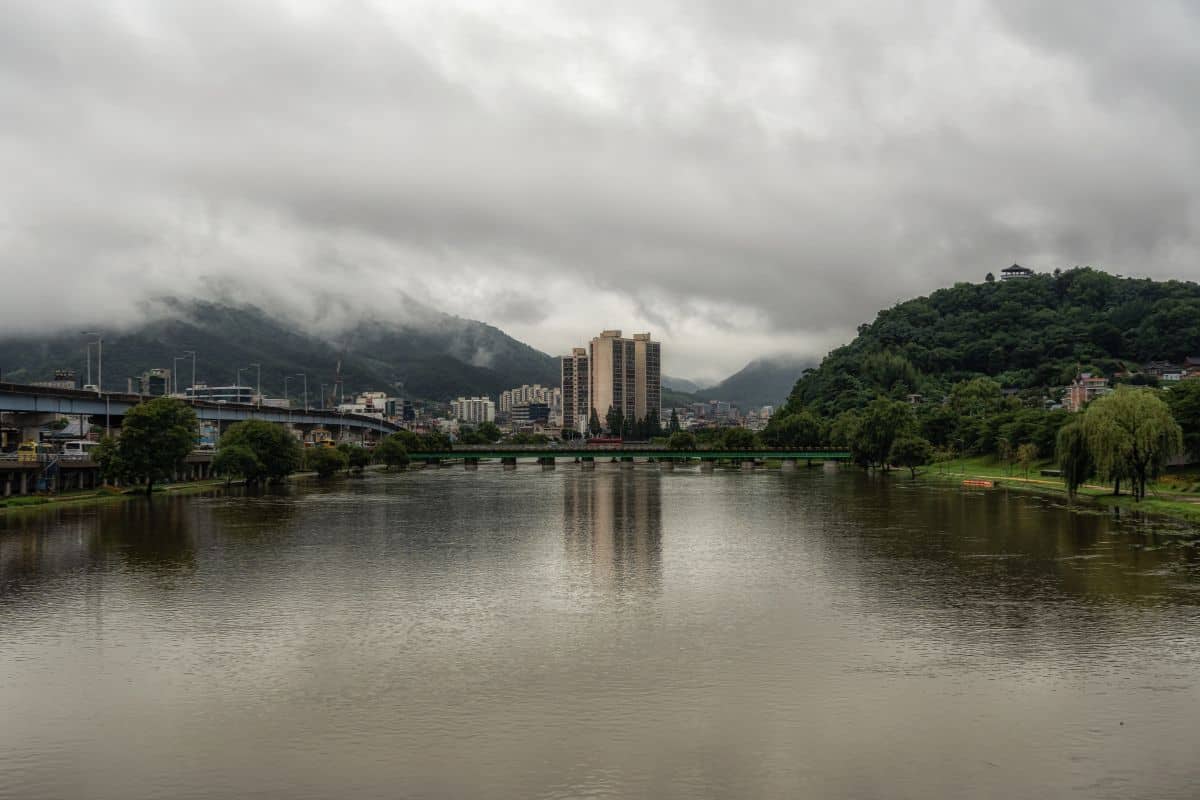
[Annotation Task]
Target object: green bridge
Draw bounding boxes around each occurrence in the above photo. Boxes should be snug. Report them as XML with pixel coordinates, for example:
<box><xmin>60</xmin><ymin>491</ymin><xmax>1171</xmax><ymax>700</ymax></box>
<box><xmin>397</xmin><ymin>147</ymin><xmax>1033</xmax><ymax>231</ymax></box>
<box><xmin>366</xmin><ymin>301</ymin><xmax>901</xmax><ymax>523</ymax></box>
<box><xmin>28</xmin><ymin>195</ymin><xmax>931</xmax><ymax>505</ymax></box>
<box><xmin>411</xmin><ymin>446</ymin><xmax>851</xmax><ymax>466</ymax></box>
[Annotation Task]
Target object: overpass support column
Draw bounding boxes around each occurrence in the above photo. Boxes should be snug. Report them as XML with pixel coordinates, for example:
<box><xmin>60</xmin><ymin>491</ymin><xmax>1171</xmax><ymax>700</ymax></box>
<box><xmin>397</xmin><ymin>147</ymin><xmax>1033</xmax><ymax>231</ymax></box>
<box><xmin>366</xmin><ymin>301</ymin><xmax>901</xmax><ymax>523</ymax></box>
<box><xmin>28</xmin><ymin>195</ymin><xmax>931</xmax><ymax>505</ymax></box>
<box><xmin>19</xmin><ymin>471</ymin><xmax>29</xmax><ymax>495</ymax></box>
<box><xmin>3</xmin><ymin>474</ymin><xmax>10</xmax><ymax>497</ymax></box>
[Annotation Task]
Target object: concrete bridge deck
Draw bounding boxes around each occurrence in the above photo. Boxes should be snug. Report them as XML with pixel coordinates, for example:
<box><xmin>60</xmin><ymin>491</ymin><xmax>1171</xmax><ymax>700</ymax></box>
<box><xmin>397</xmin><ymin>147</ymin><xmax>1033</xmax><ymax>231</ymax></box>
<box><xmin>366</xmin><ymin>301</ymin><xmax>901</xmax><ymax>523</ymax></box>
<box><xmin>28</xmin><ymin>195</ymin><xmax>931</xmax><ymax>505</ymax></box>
<box><xmin>0</xmin><ymin>382</ymin><xmax>399</xmax><ymax>435</ymax></box>
<box><xmin>414</xmin><ymin>446</ymin><xmax>850</xmax><ymax>463</ymax></box>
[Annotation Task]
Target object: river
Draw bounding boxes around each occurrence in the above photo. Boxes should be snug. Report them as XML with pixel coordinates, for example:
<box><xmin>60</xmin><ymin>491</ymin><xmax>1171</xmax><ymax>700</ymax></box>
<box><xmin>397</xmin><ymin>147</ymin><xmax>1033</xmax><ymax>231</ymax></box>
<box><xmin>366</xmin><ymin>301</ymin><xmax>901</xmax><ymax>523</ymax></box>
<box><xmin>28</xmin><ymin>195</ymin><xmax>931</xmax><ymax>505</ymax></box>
<box><xmin>1</xmin><ymin>467</ymin><xmax>1198</xmax><ymax>799</ymax></box>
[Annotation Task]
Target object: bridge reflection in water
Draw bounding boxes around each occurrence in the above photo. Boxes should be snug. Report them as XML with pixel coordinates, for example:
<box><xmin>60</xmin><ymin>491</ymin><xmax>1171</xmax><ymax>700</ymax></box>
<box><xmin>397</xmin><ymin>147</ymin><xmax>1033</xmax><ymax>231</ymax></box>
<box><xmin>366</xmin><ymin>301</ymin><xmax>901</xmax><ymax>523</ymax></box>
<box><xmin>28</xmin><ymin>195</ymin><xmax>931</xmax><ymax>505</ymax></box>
<box><xmin>563</xmin><ymin>470</ymin><xmax>662</xmax><ymax>591</ymax></box>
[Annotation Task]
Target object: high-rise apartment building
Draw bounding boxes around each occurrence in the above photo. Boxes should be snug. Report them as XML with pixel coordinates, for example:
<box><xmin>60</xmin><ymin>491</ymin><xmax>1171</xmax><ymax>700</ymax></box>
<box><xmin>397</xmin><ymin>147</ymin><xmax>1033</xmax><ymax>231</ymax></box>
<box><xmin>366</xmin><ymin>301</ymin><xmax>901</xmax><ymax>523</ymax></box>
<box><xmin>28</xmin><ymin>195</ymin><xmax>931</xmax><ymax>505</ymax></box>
<box><xmin>450</xmin><ymin>396</ymin><xmax>495</xmax><ymax>424</ymax></box>
<box><xmin>587</xmin><ymin>330</ymin><xmax>661</xmax><ymax>433</ymax></box>
<box><xmin>560</xmin><ymin>347</ymin><xmax>590</xmax><ymax>433</ymax></box>
<box><xmin>632</xmin><ymin>333</ymin><xmax>661</xmax><ymax>425</ymax></box>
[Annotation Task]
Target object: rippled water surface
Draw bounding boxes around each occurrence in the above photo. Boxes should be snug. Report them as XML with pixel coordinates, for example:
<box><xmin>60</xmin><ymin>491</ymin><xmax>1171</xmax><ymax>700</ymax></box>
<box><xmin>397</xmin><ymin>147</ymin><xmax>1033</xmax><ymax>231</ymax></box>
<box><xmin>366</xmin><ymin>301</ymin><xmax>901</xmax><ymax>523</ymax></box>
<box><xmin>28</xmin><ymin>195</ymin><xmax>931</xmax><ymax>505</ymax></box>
<box><xmin>2</xmin><ymin>467</ymin><xmax>1199</xmax><ymax>799</ymax></box>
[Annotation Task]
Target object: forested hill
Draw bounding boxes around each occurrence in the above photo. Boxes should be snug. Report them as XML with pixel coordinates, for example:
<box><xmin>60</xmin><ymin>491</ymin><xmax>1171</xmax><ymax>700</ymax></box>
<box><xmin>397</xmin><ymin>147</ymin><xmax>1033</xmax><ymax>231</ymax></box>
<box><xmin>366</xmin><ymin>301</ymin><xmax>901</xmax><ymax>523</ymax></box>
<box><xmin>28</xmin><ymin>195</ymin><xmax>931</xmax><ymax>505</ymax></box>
<box><xmin>786</xmin><ymin>268</ymin><xmax>1200</xmax><ymax>415</ymax></box>
<box><xmin>0</xmin><ymin>300</ymin><xmax>561</xmax><ymax>403</ymax></box>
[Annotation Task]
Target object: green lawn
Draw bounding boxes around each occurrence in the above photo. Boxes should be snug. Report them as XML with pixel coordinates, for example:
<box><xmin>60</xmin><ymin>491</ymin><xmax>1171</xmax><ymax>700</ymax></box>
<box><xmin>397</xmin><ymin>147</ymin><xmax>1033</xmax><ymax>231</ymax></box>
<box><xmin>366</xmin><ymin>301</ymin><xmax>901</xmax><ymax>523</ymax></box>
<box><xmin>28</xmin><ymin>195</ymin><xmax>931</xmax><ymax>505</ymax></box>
<box><xmin>925</xmin><ymin>455</ymin><xmax>1200</xmax><ymax>529</ymax></box>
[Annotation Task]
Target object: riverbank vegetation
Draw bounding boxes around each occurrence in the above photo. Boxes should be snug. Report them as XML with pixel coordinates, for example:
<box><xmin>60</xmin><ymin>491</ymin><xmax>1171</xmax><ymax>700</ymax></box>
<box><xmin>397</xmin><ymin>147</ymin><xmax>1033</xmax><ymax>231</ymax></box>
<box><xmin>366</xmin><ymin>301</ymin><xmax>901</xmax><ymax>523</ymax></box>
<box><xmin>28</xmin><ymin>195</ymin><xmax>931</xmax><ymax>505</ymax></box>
<box><xmin>94</xmin><ymin>397</ymin><xmax>197</xmax><ymax>495</ymax></box>
<box><xmin>758</xmin><ymin>269</ymin><xmax>1200</xmax><ymax>515</ymax></box>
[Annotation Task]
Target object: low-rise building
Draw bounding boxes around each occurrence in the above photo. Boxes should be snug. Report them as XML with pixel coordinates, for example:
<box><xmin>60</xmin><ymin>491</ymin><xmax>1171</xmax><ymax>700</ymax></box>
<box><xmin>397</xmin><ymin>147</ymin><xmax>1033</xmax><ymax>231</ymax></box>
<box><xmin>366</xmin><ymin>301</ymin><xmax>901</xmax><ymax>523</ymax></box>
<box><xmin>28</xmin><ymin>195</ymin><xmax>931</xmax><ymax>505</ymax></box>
<box><xmin>1065</xmin><ymin>373</ymin><xmax>1110</xmax><ymax>412</ymax></box>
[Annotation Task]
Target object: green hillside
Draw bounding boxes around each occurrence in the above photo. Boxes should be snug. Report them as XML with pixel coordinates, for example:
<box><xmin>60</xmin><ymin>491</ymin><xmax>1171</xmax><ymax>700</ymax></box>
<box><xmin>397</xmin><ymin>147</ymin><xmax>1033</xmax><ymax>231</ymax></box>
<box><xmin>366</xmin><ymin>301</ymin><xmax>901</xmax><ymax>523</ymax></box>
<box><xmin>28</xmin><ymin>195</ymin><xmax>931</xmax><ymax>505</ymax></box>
<box><xmin>788</xmin><ymin>267</ymin><xmax>1200</xmax><ymax>416</ymax></box>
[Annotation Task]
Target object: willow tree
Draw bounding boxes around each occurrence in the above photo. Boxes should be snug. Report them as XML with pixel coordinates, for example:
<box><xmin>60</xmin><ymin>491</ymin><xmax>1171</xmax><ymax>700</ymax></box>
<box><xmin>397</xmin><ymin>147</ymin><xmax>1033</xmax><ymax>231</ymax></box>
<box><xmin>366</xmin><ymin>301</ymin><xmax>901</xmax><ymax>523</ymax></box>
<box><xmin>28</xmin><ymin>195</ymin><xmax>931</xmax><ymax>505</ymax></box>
<box><xmin>1055</xmin><ymin>421</ymin><xmax>1092</xmax><ymax>501</ymax></box>
<box><xmin>1082</xmin><ymin>387</ymin><xmax>1182</xmax><ymax>501</ymax></box>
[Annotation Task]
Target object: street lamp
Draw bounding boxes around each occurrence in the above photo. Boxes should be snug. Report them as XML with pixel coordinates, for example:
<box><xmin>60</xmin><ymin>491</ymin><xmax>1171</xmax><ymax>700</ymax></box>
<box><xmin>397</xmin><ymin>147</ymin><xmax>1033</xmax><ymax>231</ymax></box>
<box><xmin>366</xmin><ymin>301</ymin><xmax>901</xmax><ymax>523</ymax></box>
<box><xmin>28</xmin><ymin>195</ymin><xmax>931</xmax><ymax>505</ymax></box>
<box><xmin>81</xmin><ymin>331</ymin><xmax>102</xmax><ymax>394</ymax></box>
<box><xmin>183</xmin><ymin>350</ymin><xmax>196</xmax><ymax>401</ymax></box>
<box><xmin>249</xmin><ymin>363</ymin><xmax>261</xmax><ymax>407</ymax></box>
<box><xmin>320</xmin><ymin>384</ymin><xmax>327</xmax><ymax>410</ymax></box>
<box><xmin>295</xmin><ymin>373</ymin><xmax>308</xmax><ymax>411</ymax></box>
<box><xmin>172</xmin><ymin>355</ymin><xmax>187</xmax><ymax>395</ymax></box>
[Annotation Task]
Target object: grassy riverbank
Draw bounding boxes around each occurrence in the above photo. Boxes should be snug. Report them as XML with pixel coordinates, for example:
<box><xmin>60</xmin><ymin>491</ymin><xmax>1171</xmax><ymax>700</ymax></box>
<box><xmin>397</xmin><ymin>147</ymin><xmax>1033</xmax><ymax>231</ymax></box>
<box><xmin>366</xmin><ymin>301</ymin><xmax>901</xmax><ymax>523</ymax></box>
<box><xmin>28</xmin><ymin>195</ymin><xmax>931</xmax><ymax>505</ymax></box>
<box><xmin>924</xmin><ymin>455</ymin><xmax>1200</xmax><ymax>526</ymax></box>
<box><xmin>0</xmin><ymin>464</ymin><xmax>396</xmax><ymax>515</ymax></box>
<box><xmin>0</xmin><ymin>479</ymin><xmax>229</xmax><ymax>514</ymax></box>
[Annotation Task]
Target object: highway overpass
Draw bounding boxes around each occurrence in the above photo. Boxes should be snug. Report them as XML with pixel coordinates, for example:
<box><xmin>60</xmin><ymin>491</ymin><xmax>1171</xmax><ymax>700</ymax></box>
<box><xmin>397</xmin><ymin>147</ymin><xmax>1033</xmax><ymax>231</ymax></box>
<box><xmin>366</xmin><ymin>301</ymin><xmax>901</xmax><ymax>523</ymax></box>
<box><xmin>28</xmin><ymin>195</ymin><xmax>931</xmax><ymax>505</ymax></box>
<box><xmin>0</xmin><ymin>382</ymin><xmax>400</xmax><ymax>437</ymax></box>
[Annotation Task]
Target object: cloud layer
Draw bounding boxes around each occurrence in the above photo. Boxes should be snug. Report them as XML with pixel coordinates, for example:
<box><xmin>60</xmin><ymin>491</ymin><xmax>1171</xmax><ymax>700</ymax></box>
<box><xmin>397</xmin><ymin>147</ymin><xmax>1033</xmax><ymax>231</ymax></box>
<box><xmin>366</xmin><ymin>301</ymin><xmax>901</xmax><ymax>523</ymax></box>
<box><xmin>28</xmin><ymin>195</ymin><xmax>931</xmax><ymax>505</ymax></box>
<box><xmin>2</xmin><ymin>0</ymin><xmax>1199</xmax><ymax>381</ymax></box>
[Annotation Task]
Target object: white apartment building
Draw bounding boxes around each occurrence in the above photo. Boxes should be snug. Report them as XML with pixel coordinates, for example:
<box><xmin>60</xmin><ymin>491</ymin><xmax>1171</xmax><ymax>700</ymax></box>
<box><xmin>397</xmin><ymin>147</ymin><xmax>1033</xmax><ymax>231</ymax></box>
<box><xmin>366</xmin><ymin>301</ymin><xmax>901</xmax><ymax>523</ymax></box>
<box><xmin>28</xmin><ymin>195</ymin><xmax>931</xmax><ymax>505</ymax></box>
<box><xmin>451</xmin><ymin>396</ymin><xmax>496</xmax><ymax>424</ymax></box>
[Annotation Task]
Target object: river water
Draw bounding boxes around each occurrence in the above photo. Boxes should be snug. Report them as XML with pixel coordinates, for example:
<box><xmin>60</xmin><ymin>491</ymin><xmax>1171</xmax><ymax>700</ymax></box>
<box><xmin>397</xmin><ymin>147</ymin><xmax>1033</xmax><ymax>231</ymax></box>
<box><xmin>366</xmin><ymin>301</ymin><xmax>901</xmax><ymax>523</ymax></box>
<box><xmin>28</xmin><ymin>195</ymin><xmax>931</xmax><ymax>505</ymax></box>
<box><xmin>1</xmin><ymin>467</ymin><xmax>1198</xmax><ymax>799</ymax></box>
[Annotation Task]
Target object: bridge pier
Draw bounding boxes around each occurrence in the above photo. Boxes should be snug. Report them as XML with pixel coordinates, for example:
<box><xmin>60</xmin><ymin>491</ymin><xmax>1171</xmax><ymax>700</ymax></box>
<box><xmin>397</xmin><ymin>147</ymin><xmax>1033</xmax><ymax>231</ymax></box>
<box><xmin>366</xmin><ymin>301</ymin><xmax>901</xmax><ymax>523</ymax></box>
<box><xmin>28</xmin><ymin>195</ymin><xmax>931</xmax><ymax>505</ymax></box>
<box><xmin>581</xmin><ymin>458</ymin><xmax>595</xmax><ymax>470</ymax></box>
<box><xmin>464</xmin><ymin>458</ymin><xmax>479</xmax><ymax>471</ymax></box>
<box><xmin>620</xmin><ymin>457</ymin><xmax>635</xmax><ymax>470</ymax></box>
<box><xmin>659</xmin><ymin>459</ymin><xmax>674</xmax><ymax>471</ymax></box>
<box><xmin>538</xmin><ymin>457</ymin><xmax>556</xmax><ymax>469</ymax></box>
<box><xmin>781</xmin><ymin>458</ymin><xmax>797</xmax><ymax>470</ymax></box>
<box><xmin>700</xmin><ymin>460</ymin><xmax>714</xmax><ymax>472</ymax></box>
<box><xmin>502</xmin><ymin>457</ymin><xmax>517</xmax><ymax>470</ymax></box>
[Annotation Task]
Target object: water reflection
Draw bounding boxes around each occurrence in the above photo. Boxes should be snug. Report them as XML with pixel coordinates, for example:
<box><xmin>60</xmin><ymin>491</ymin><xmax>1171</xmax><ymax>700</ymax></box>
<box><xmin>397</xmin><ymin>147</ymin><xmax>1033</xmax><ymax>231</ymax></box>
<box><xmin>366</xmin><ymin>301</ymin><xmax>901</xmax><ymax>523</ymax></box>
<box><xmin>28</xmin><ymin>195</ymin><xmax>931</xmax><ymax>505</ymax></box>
<box><xmin>563</xmin><ymin>469</ymin><xmax>662</xmax><ymax>592</ymax></box>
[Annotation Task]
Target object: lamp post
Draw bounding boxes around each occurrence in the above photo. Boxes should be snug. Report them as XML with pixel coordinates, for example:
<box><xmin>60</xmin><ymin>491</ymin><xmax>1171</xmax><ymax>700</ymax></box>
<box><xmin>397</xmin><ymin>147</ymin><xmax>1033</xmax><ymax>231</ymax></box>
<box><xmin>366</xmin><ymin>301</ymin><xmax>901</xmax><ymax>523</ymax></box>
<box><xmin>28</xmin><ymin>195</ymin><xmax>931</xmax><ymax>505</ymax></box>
<box><xmin>81</xmin><ymin>331</ymin><xmax>102</xmax><ymax>394</ymax></box>
<box><xmin>172</xmin><ymin>356</ymin><xmax>187</xmax><ymax>395</ymax></box>
<box><xmin>250</xmin><ymin>363</ymin><xmax>261</xmax><ymax>407</ymax></box>
<box><xmin>183</xmin><ymin>349</ymin><xmax>197</xmax><ymax>401</ymax></box>
<box><xmin>320</xmin><ymin>384</ymin><xmax>328</xmax><ymax>410</ymax></box>
<box><xmin>296</xmin><ymin>373</ymin><xmax>308</xmax><ymax>412</ymax></box>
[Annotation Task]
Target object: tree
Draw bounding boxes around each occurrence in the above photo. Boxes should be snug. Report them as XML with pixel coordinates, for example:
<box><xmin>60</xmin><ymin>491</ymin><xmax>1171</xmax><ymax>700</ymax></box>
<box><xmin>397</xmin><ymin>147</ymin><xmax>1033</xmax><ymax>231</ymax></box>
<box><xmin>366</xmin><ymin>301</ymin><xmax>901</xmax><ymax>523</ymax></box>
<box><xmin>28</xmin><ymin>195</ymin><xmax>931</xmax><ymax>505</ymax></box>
<box><xmin>1083</xmin><ymin>387</ymin><xmax>1183</xmax><ymax>501</ymax></box>
<box><xmin>888</xmin><ymin>435</ymin><xmax>933</xmax><ymax>478</ymax></box>
<box><xmin>985</xmin><ymin>272</ymin><xmax>995</xmax><ymax>283</ymax></box>
<box><xmin>1165</xmin><ymin>380</ymin><xmax>1200</xmax><ymax>462</ymax></box>
<box><xmin>105</xmin><ymin>397</ymin><xmax>197</xmax><ymax>495</ymax></box>
<box><xmin>375</xmin><ymin>435</ymin><xmax>411</xmax><ymax>470</ymax></box>
<box><xmin>391</xmin><ymin>429</ymin><xmax>424</xmax><ymax>452</ymax></box>
<box><xmin>721</xmin><ymin>427</ymin><xmax>758</xmax><ymax>449</ymax></box>
<box><xmin>476</xmin><ymin>421</ymin><xmax>503</xmax><ymax>443</ymax></box>
<box><xmin>762</xmin><ymin>410</ymin><xmax>823</xmax><ymax>447</ymax></box>
<box><xmin>306</xmin><ymin>446</ymin><xmax>348</xmax><ymax>478</ymax></box>
<box><xmin>212</xmin><ymin>444</ymin><xmax>261</xmax><ymax>485</ymax></box>
<box><xmin>854</xmin><ymin>397</ymin><xmax>916</xmax><ymax>471</ymax></box>
<box><xmin>1015</xmin><ymin>442</ymin><xmax>1039</xmax><ymax>479</ymax></box>
<box><xmin>668</xmin><ymin>409</ymin><xmax>681</xmax><ymax>434</ymax></box>
<box><xmin>216</xmin><ymin>419</ymin><xmax>303</xmax><ymax>485</ymax></box>
<box><xmin>605</xmin><ymin>407</ymin><xmax>623</xmax><ymax>436</ymax></box>
<box><xmin>337</xmin><ymin>443</ymin><xmax>373</xmax><ymax>473</ymax></box>
<box><xmin>997</xmin><ymin>437</ymin><xmax>1013</xmax><ymax>475</ymax></box>
<box><xmin>1056</xmin><ymin>421</ymin><xmax>1093</xmax><ymax>501</ymax></box>
<box><xmin>667</xmin><ymin>431</ymin><xmax>697</xmax><ymax>450</ymax></box>
<box><xmin>588</xmin><ymin>409</ymin><xmax>602</xmax><ymax>436</ymax></box>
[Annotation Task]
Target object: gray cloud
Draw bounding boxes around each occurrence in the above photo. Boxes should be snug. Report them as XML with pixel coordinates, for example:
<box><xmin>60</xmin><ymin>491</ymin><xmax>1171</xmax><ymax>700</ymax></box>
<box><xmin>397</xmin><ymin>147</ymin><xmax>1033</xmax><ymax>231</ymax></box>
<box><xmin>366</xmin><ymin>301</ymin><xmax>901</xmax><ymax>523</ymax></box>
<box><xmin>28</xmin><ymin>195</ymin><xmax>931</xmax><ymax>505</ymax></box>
<box><xmin>2</xmin><ymin>0</ymin><xmax>1200</xmax><ymax>380</ymax></box>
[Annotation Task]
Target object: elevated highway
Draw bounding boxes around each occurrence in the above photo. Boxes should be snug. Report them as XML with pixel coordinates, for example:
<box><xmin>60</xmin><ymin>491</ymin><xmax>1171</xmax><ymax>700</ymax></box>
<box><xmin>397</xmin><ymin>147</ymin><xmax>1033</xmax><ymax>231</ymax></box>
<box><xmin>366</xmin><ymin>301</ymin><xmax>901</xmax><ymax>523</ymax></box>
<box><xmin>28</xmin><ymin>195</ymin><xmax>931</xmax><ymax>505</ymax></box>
<box><xmin>0</xmin><ymin>382</ymin><xmax>400</xmax><ymax>436</ymax></box>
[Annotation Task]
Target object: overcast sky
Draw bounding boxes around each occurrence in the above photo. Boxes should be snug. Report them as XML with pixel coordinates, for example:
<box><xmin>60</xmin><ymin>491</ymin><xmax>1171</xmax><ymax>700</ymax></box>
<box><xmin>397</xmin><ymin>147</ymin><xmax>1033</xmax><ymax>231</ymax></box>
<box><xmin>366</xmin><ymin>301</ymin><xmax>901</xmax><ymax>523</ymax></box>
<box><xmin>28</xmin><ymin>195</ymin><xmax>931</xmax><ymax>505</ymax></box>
<box><xmin>3</xmin><ymin>1</ymin><xmax>1200</xmax><ymax>381</ymax></box>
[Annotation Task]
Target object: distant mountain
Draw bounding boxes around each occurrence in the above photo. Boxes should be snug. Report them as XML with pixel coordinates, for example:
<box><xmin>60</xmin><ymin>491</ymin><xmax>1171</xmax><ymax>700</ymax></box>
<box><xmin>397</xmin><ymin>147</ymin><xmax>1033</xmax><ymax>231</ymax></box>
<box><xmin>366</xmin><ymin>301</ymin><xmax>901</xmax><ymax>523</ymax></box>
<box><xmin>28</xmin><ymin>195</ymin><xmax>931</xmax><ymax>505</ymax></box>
<box><xmin>662</xmin><ymin>374</ymin><xmax>701</xmax><ymax>394</ymax></box>
<box><xmin>697</xmin><ymin>356</ymin><xmax>811</xmax><ymax>409</ymax></box>
<box><xmin>0</xmin><ymin>299</ymin><xmax>560</xmax><ymax>403</ymax></box>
